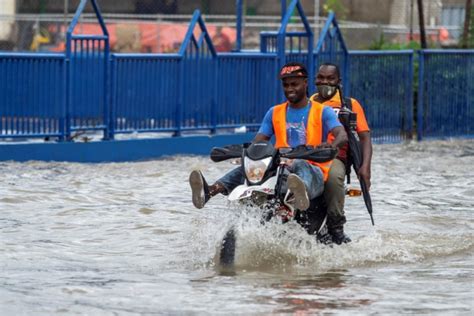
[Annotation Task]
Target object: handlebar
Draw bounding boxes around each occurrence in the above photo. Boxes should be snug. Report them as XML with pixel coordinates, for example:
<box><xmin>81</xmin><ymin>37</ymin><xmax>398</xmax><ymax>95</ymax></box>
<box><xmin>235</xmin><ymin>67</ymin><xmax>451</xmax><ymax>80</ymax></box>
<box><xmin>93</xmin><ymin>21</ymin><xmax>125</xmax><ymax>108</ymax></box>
<box><xmin>280</xmin><ymin>145</ymin><xmax>338</xmax><ymax>163</ymax></box>
<box><xmin>210</xmin><ymin>143</ymin><xmax>337</xmax><ymax>163</ymax></box>
<box><xmin>210</xmin><ymin>144</ymin><xmax>245</xmax><ymax>162</ymax></box>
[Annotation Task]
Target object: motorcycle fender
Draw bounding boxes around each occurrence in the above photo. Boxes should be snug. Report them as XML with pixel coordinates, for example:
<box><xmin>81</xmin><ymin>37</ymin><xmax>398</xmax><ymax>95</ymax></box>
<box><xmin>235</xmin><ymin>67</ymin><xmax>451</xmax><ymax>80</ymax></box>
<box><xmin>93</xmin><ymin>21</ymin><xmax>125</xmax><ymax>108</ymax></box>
<box><xmin>228</xmin><ymin>177</ymin><xmax>277</xmax><ymax>201</ymax></box>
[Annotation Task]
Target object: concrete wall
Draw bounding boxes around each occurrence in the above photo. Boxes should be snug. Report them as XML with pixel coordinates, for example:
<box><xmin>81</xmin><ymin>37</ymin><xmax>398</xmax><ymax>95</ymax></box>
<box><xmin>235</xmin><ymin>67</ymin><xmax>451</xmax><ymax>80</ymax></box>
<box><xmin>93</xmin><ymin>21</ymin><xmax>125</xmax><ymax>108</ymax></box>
<box><xmin>442</xmin><ymin>0</ymin><xmax>467</xmax><ymax>5</ymax></box>
<box><xmin>342</xmin><ymin>0</ymin><xmax>392</xmax><ymax>23</ymax></box>
<box><xmin>0</xmin><ymin>133</ymin><xmax>255</xmax><ymax>163</ymax></box>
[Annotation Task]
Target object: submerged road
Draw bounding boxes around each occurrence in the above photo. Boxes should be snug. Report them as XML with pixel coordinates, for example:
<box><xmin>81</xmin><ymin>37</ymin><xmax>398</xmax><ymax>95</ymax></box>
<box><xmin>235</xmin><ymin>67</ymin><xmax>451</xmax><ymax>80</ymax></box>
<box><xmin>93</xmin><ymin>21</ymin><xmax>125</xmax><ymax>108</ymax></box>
<box><xmin>0</xmin><ymin>139</ymin><xmax>473</xmax><ymax>314</ymax></box>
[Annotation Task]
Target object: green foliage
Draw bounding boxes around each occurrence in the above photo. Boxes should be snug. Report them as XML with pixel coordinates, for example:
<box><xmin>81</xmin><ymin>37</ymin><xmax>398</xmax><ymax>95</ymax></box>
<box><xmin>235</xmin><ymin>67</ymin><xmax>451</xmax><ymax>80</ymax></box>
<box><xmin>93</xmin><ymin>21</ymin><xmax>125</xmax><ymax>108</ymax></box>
<box><xmin>323</xmin><ymin>0</ymin><xmax>347</xmax><ymax>20</ymax></box>
<box><xmin>368</xmin><ymin>33</ymin><xmax>421</xmax><ymax>50</ymax></box>
<box><xmin>469</xmin><ymin>6</ymin><xmax>474</xmax><ymax>48</ymax></box>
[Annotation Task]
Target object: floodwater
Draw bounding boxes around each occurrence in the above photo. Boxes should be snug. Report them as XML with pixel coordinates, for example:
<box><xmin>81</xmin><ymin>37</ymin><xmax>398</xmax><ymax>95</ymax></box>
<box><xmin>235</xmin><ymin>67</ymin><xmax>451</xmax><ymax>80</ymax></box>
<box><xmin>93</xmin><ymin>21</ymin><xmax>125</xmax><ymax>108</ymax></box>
<box><xmin>0</xmin><ymin>139</ymin><xmax>473</xmax><ymax>315</ymax></box>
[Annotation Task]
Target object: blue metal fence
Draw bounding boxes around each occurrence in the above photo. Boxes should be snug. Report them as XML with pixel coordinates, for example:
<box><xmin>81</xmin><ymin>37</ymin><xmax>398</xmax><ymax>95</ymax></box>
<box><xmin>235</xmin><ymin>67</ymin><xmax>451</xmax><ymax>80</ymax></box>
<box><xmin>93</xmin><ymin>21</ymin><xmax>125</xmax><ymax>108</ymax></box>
<box><xmin>0</xmin><ymin>53</ymin><xmax>66</xmax><ymax>139</ymax></box>
<box><xmin>66</xmin><ymin>0</ymin><xmax>109</xmax><ymax>139</ymax></box>
<box><xmin>0</xmin><ymin>0</ymin><xmax>472</xmax><ymax>144</ymax></box>
<box><xmin>260</xmin><ymin>0</ymin><xmax>314</xmax><ymax>98</ymax></box>
<box><xmin>111</xmin><ymin>54</ymin><xmax>181</xmax><ymax>134</ymax></box>
<box><xmin>349</xmin><ymin>50</ymin><xmax>414</xmax><ymax>143</ymax></box>
<box><xmin>217</xmin><ymin>53</ymin><xmax>279</xmax><ymax>129</ymax></box>
<box><xmin>176</xmin><ymin>10</ymin><xmax>217</xmax><ymax>135</ymax></box>
<box><xmin>110</xmin><ymin>52</ymin><xmax>279</xmax><ymax>136</ymax></box>
<box><xmin>417</xmin><ymin>49</ymin><xmax>474</xmax><ymax>140</ymax></box>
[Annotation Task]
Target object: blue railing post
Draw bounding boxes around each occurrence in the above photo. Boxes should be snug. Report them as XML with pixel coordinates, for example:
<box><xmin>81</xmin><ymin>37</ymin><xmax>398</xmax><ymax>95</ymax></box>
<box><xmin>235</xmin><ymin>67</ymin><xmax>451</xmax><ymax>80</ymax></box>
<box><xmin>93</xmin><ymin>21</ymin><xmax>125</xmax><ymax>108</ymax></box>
<box><xmin>59</xmin><ymin>55</ymin><xmax>67</xmax><ymax>141</ymax></box>
<box><xmin>260</xmin><ymin>35</ymin><xmax>267</xmax><ymax>53</ymax></box>
<box><xmin>108</xmin><ymin>55</ymin><xmax>115</xmax><ymax>140</ymax></box>
<box><xmin>276</xmin><ymin>0</ymin><xmax>315</xmax><ymax>99</ymax></box>
<box><xmin>344</xmin><ymin>52</ymin><xmax>350</xmax><ymax>96</ymax></box>
<box><xmin>65</xmin><ymin>30</ymin><xmax>73</xmax><ymax>141</ymax></box>
<box><xmin>417</xmin><ymin>50</ymin><xmax>425</xmax><ymax>141</ymax></box>
<box><xmin>177</xmin><ymin>10</ymin><xmax>217</xmax><ymax>135</ymax></box>
<box><xmin>294</xmin><ymin>0</ymin><xmax>314</xmax><ymax>91</ymax></box>
<box><xmin>90</xmin><ymin>0</ymin><xmax>110</xmax><ymax>141</ymax></box>
<box><xmin>174</xmin><ymin>57</ymin><xmax>184</xmax><ymax>137</ymax></box>
<box><xmin>236</xmin><ymin>0</ymin><xmax>243</xmax><ymax>52</ymax></box>
<box><xmin>103</xmin><ymin>39</ymin><xmax>111</xmax><ymax>140</ymax></box>
<box><xmin>65</xmin><ymin>0</ymin><xmax>110</xmax><ymax>141</ymax></box>
<box><xmin>407</xmin><ymin>51</ymin><xmax>414</xmax><ymax>138</ymax></box>
<box><xmin>281</xmin><ymin>0</ymin><xmax>287</xmax><ymax>22</ymax></box>
<box><xmin>277</xmin><ymin>30</ymin><xmax>286</xmax><ymax>99</ymax></box>
<box><xmin>308</xmin><ymin>29</ymin><xmax>314</xmax><ymax>93</ymax></box>
<box><xmin>211</xmin><ymin>58</ymin><xmax>218</xmax><ymax>134</ymax></box>
<box><xmin>179</xmin><ymin>10</ymin><xmax>217</xmax><ymax>57</ymax></box>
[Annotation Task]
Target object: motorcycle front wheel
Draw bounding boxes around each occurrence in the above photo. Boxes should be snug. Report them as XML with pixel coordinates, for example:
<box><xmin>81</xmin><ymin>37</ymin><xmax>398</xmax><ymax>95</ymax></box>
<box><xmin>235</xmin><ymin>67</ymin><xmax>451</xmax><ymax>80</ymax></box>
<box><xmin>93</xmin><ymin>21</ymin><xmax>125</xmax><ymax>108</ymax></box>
<box><xmin>219</xmin><ymin>229</ymin><xmax>236</xmax><ymax>267</ymax></box>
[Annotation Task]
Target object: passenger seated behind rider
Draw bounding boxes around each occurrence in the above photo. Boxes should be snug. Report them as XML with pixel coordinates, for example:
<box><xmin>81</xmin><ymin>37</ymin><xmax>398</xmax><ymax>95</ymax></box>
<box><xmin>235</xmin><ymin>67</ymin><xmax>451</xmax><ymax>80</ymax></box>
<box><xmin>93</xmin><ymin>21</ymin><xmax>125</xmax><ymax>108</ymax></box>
<box><xmin>189</xmin><ymin>62</ymin><xmax>347</xmax><ymax>220</ymax></box>
<box><xmin>310</xmin><ymin>63</ymin><xmax>373</xmax><ymax>244</ymax></box>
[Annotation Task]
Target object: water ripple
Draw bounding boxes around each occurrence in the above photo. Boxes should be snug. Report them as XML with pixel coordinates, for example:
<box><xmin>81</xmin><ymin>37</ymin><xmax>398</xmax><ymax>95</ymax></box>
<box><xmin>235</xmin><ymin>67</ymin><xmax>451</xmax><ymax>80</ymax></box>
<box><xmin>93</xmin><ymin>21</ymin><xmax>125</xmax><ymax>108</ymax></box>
<box><xmin>0</xmin><ymin>139</ymin><xmax>473</xmax><ymax>314</ymax></box>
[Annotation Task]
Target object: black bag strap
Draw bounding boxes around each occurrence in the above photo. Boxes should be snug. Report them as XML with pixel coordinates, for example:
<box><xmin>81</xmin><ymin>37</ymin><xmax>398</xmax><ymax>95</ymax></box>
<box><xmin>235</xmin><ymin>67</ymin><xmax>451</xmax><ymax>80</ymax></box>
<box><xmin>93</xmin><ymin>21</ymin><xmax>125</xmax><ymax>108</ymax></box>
<box><xmin>344</xmin><ymin>97</ymin><xmax>352</xmax><ymax>111</ymax></box>
<box><xmin>342</xmin><ymin>97</ymin><xmax>354</xmax><ymax>183</ymax></box>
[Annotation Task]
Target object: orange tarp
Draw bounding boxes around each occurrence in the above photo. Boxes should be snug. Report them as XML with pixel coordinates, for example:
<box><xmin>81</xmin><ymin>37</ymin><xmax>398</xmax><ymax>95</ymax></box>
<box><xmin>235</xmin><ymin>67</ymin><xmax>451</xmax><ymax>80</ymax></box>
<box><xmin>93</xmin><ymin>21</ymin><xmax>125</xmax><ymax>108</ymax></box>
<box><xmin>49</xmin><ymin>23</ymin><xmax>236</xmax><ymax>53</ymax></box>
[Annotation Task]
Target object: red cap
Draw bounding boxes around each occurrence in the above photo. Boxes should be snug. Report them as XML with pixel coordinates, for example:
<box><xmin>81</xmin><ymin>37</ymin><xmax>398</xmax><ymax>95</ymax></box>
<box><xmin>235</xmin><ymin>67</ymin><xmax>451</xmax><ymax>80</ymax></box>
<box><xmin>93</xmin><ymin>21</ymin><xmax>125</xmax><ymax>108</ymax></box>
<box><xmin>279</xmin><ymin>64</ymin><xmax>308</xmax><ymax>79</ymax></box>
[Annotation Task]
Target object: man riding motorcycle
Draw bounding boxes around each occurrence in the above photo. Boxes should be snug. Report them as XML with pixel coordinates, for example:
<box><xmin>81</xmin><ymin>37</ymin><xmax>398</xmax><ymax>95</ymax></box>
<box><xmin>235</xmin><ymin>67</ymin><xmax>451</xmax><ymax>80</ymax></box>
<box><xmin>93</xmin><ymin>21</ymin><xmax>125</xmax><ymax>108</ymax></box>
<box><xmin>190</xmin><ymin>62</ymin><xmax>347</xmax><ymax>231</ymax></box>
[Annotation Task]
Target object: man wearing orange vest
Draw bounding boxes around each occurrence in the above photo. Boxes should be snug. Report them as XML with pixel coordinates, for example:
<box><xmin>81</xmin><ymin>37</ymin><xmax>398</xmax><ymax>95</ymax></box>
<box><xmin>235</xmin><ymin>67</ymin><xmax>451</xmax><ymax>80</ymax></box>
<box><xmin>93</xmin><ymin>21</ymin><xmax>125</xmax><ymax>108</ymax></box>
<box><xmin>310</xmin><ymin>63</ymin><xmax>373</xmax><ymax>244</ymax></box>
<box><xmin>190</xmin><ymin>62</ymin><xmax>347</xmax><ymax>218</ymax></box>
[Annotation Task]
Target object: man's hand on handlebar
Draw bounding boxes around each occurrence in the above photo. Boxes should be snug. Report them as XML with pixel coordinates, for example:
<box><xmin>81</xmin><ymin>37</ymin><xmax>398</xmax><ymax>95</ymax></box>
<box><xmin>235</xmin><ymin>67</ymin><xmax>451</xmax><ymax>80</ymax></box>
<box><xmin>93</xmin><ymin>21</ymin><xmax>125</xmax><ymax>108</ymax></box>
<box><xmin>316</xmin><ymin>142</ymin><xmax>336</xmax><ymax>150</ymax></box>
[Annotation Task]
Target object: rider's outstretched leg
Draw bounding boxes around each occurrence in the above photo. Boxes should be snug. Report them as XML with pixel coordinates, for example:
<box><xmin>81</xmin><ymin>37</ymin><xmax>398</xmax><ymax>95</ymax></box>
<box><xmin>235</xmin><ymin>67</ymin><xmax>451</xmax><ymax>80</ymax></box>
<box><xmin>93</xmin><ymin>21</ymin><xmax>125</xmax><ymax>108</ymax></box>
<box><xmin>189</xmin><ymin>170</ymin><xmax>225</xmax><ymax>209</ymax></box>
<box><xmin>190</xmin><ymin>167</ymin><xmax>244</xmax><ymax>209</ymax></box>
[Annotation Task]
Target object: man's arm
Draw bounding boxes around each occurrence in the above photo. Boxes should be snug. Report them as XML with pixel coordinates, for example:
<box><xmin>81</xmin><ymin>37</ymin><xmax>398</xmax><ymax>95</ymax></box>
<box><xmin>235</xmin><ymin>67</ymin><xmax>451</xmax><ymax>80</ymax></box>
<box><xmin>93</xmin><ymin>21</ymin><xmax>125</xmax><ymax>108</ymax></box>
<box><xmin>253</xmin><ymin>107</ymin><xmax>274</xmax><ymax>143</ymax></box>
<box><xmin>330</xmin><ymin>126</ymin><xmax>347</xmax><ymax>149</ymax></box>
<box><xmin>253</xmin><ymin>133</ymin><xmax>271</xmax><ymax>142</ymax></box>
<box><xmin>358</xmin><ymin>131</ymin><xmax>372</xmax><ymax>190</ymax></box>
<box><xmin>318</xmin><ymin>106</ymin><xmax>347</xmax><ymax>149</ymax></box>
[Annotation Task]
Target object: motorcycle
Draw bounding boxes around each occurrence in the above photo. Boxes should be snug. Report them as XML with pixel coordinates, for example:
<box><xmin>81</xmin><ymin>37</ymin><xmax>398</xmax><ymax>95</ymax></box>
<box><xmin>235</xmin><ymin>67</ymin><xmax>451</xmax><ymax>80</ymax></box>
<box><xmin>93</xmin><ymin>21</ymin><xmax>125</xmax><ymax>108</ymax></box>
<box><xmin>209</xmin><ymin>140</ymin><xmax>338</xmax><ymax>266</ymax></box>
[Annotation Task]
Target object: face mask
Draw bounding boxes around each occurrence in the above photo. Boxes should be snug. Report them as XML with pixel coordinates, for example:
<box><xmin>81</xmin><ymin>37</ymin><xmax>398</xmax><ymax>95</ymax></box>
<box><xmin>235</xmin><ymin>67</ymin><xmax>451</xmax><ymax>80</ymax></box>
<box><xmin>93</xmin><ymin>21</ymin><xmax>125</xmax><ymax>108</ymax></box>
<box><xmin>317</xmin><ymin>84</ymin><xmax>337</xmax><ymax>99</ymax></box>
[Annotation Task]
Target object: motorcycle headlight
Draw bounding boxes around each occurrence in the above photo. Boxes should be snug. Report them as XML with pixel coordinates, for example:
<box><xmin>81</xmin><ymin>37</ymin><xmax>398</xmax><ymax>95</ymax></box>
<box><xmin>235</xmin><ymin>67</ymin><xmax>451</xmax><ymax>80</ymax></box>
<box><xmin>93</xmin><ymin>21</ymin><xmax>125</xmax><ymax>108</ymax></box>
<box><xmin>244</xmin><ymin>156</ymin><xmax>272</xmax><ymax>184</ymax></box>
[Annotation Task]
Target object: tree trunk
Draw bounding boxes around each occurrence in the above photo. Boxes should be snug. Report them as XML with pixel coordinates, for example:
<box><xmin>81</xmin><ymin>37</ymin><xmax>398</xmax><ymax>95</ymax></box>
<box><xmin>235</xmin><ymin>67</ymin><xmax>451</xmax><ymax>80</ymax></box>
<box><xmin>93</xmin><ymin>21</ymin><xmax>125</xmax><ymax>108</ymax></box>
<box><xmin>409</xmin><ymin>0</ymin><xmax>414</xmax><ymax>41</ymax></box>
<box><xmin>462</xmin><ymin>0</ymin><xmax>472</xmax><ymax>48</ymax></box>
<box><xmin>417</xmin><ymin>0</ymin><xmax>427</xmax><ymax>48</ymax></box>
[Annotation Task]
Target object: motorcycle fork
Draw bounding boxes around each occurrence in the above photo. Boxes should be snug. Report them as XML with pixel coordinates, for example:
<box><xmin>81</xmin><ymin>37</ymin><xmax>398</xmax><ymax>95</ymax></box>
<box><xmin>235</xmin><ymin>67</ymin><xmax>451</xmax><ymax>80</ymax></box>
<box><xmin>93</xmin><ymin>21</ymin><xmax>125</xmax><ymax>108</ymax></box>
<box><xmin>274</xmin><ymin>164</ymin><xmax>289</xmax><ymax>204</ymax></box>
<box><xmin>273</xmin><ymin>164</ymin><xmax>294</xmax><ymax>222</ymax></box>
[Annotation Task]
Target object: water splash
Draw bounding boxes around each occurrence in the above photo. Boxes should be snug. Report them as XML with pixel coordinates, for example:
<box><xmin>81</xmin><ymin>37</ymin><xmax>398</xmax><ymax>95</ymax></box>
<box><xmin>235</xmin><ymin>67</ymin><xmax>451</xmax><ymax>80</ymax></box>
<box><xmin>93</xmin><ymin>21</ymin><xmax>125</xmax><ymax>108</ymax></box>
<box><xmin>189</xmin><ymin>199</ymin><xmax>473</xmax><ymax>273</ymax></box>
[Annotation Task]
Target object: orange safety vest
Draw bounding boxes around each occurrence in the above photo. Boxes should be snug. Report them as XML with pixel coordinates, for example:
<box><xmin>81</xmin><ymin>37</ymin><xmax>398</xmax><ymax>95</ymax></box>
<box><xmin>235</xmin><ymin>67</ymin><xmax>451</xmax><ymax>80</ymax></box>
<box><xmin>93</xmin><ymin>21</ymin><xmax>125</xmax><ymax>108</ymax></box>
<box><xmin>272</xmin><ymin>101</ymin><xmax>333</xmax><ymax>181</ymax></box>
